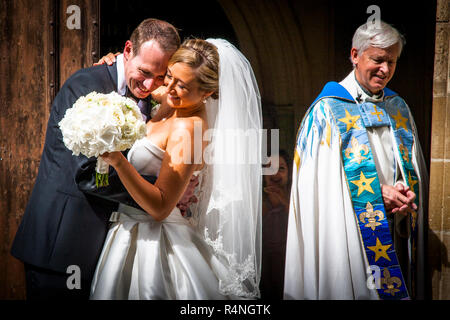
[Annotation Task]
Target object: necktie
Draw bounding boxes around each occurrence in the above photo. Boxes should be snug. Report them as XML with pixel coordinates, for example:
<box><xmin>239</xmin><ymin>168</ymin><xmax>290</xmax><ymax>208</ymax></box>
<box><xmin>125</xmin><ymin>87</ymin><xmax>149</xmax><ymax>122</ymax></box>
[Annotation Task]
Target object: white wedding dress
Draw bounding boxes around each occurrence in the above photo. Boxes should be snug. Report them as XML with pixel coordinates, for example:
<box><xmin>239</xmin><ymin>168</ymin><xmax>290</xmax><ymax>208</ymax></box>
<box><xmin>90</xmin><ymin>137</ymin><xmax>231</xmax><ymax>300</ymax></box>
<box><xmin>90</xmin><ymin>39</ymin><xmax>263</xmax><ymax>300</ymax></box>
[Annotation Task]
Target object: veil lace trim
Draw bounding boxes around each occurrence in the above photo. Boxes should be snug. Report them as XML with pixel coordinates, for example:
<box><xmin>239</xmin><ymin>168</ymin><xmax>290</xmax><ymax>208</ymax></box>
<box><xmin>187</xmin><ymin>39</ymin><xmax>263</xmax><ymax>298</ymax></box>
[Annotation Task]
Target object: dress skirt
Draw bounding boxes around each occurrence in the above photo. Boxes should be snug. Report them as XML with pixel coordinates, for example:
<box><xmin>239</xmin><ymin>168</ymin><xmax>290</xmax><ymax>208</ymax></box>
<box><xmin>90</xmin><ymin>204</ymin><xmax>230</xmax><ymax>300</ymax></box>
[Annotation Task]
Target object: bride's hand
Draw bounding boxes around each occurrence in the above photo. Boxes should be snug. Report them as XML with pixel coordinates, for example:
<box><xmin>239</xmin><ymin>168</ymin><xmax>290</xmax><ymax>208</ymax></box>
<box><xmin>100</xmin><ymin>151</ymin><xmax>126</xmax><ymax>168</ymax></box>
<box><xmin>151</xmin><ymin>86</ymin><xmax>167</xmax><ymax>103</ymax></box>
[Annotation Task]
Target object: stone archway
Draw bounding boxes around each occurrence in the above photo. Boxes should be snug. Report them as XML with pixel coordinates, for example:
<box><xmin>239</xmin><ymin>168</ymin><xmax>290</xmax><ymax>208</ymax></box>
<box><xmin>218</xmin><ymin>0</ymin><xmax>326</xmax><ymax>154</ymax></box>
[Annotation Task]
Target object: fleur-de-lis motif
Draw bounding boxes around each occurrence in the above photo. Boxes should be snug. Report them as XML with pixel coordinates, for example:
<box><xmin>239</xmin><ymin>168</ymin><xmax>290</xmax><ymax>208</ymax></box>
<box><xmin>399</xmin><ymin>143</ymin><xmax>409</xmax><ymax>163</ymax></box>
<box><xmin>345</xmin><ymin>137</ymin><xmax>369</xmax><ymax>164</ymax></box>
<box><xmin>381</xmin><ymin>268</ymin><xmax>402</xmax><ymax>296</ymax></box>
<box><xmin>359</xmin><ymin>202</ymin><xmax>385</xmax><ymax>231</ymax></box>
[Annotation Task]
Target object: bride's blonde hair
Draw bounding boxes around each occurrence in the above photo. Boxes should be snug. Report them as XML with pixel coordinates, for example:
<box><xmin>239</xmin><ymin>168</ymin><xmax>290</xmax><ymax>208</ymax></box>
<box><xmin>168</xmin><ymin>39</ymin><xmax>219</xmax><ymax>99</ymax></box>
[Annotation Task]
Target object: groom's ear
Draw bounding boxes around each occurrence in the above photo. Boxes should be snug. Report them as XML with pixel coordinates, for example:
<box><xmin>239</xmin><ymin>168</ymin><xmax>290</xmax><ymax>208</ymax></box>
<box><xmin>123</xmin><ymin>40</ymin><xmax>133</xmax><ymax>61</ymax></box>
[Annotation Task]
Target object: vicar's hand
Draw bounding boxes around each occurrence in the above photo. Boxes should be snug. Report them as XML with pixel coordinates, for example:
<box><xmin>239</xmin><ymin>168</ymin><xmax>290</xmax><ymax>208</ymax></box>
<box><xmin>395</xmin><ymin>183</ymin><xmax>417</xmax><ymax>207</ymax></box>
<box><xmin>93</xmin><ymin>52</ymin><xmax>120</xmax><ymax>66</ymax></box>
<box><xmin>176</xmin><ymin>175</ymin><xmax>199</xmax><ymax>216</ymax></box>
<box><xmin>381</xmin><ymin>183</ymin><xmax>417</xmax><ymax>216</ymax></box>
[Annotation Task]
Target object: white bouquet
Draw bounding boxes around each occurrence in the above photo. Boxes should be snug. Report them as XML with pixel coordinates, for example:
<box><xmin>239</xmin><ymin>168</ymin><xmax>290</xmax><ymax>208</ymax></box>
<box><xmin>58</xmin><ymin>91</ymin><xmax>147</xmax><ymax>187</ymax></box>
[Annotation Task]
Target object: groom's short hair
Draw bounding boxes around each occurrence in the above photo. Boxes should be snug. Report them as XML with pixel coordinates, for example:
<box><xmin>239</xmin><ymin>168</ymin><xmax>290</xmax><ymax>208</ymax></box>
<box><xmin>130</xmin><ymin>18</ymin><xmax>180</xmax><ymax>55</ymax></box>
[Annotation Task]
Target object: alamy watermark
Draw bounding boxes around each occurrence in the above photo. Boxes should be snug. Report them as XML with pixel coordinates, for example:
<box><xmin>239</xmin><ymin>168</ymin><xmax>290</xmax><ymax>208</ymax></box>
<box><xmin>366</xmin><ymin>5</ymin><xmax>381</xmax><ymax>30</ymax></box>
<box><xmin>66</xmin><ymin>265</ymin><xmax>81</xmax><ymax>290</ymax></box>
<box><xmin>366</xmin><ymin>265</ymin><xmax>382</xmax><ymax>290</ymax></box>
<box><xmin>166</xmin><ymin>121</ymin><xmax>280</xmax><ymax>175</ymax></box>
<box><xmin>66</xmin><ymin>5</ymin><xmax>81</xmax><ymax>30</ymax></box>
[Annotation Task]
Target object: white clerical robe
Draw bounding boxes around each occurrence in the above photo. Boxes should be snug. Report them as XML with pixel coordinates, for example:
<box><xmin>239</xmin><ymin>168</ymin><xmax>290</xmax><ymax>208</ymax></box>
<box><xmin>283</xmin><ymin>71</ymin><xmax>428</xmax><ymax>299</ymax></box>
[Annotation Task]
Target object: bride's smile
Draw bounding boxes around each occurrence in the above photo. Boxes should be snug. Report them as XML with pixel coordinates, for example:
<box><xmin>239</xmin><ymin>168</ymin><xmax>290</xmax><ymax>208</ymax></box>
<box><xmin>164</xmin><ymin>62</ymin><xmax>211</xmax><ymax>110</ymax></box>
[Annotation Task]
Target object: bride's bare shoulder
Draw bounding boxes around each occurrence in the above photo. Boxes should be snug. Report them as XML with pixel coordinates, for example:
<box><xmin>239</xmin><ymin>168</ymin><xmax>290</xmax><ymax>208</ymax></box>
<box><xmin>171</xmin><ymin>114</ymin><xmax>206</xmax><ymax>132</ymax></box>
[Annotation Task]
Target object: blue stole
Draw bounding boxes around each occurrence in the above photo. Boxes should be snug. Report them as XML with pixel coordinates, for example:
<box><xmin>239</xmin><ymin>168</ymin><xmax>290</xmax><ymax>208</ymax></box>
<box><xmin>311</xmin><ymin>82</ymin><xmax>419</xmax><ymax>300</ymax></box>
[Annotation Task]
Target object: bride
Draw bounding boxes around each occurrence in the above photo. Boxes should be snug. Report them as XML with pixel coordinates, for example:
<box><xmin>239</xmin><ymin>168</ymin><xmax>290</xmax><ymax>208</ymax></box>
<box><xmin>89</xmin><ymin>38</ymin><xmax>263</xmax><ymax>299</ymax></box>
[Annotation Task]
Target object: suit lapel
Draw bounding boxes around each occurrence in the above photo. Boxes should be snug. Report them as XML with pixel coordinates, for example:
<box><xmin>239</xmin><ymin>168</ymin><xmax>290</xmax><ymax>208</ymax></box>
<box><xmin>106</xmin><ymin>62</ymin><xmax>118</xmax><ymax>90</ymax></box>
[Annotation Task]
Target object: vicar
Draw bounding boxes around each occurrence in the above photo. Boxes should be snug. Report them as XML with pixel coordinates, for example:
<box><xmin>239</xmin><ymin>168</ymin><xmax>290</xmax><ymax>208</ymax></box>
<box><xmin>11</xmin><ymin>18</ymin><xmax>180</xmax><ymax>299</ymax></box>
<box><xmin>284</xmin><ymin>21</ymin><xmax>428</xmax><ymax>300</ymax></box>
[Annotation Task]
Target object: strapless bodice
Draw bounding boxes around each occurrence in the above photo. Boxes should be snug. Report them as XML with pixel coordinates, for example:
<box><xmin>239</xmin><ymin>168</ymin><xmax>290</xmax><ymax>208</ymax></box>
<box><xmin>127</xmin><ymin>138</ymin><xmax>165</xmax><ymax>176</ymax></box>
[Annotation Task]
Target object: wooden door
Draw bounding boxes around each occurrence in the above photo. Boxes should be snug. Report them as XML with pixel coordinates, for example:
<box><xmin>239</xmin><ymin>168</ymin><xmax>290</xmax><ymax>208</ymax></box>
<box><xmin>0</xmin><ymin>0</ymin><xmax>99</xmax><ymax>299</ymax></box>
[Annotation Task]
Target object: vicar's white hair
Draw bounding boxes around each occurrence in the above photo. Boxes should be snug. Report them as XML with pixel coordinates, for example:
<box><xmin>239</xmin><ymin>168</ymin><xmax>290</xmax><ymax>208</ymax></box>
<box><xmin>351</xmin><ymin>21</ymin><xmax>405</xmax><ymax>64</ymax></box>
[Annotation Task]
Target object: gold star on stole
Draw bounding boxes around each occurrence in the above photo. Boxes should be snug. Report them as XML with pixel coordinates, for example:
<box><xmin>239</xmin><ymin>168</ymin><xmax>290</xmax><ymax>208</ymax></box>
<box><xmin>407</xmin><ymin>171</ymin><xmax>418</xmax><ymax>190</ymax></box>
<box><xmin>368</xmin><ymin>238</ymin><xmax>392</xmax><ymax>262</ymax></box>
<box><xmin>392</xmin><ymin>110</ymin><xmax>408</xmax><ymax>131</ymax></box>
<box><xmin>345</xmin><ymin>137</ymin><xmax>369</xmax><ymax>164</ymax></box>
<box><xmin>338</xmin><ymin>109</ymin><xmax>360</xmax><ymax>132</ymax></box>
<box><xmin>351</xmin><ymin>171</ymin><xmax>376</xmax><ymax>196</ymax></box>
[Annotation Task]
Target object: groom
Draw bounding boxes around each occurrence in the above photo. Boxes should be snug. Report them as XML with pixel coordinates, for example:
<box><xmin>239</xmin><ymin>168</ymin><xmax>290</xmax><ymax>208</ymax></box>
<box><xmin>11</xmin><ymin>18</ymin><xmax>180</xmax><ymax>299</ymax></box>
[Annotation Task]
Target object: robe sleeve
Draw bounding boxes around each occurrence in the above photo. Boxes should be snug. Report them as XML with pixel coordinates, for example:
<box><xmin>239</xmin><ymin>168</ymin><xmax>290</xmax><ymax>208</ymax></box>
<box><xmin>407</xmin><ymin>103</ymin><xmax>429</xmax><ymax>299</ymax></box>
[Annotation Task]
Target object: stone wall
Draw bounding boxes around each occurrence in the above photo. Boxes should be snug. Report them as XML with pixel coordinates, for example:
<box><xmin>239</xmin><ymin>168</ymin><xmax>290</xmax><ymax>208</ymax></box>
<box><xmin>429</xmin><ymin>0</ymin><xmax>450</xmax><ymax>300</ymax></box>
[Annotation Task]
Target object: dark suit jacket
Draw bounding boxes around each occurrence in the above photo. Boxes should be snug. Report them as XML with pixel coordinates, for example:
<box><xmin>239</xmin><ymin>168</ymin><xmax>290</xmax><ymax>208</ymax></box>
<box><xmin>11</xmin><ymin>62</ymin><xmax>153</xmax><ymax>282</ymax></box>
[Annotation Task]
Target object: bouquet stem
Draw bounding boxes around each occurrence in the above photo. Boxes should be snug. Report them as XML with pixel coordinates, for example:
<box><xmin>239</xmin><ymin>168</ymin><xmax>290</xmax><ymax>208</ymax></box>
<box><xmin>95</xmin><ymin>157</ymin><xmax>109</xmax><ymax>187</ymax></box>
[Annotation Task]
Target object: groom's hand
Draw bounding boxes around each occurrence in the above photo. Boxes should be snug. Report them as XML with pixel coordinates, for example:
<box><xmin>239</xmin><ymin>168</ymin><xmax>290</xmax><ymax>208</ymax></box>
<box><xmin>93</xmin><ymin>52</ymin><xmax>120</xmax><ymax>66</ymax></box>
